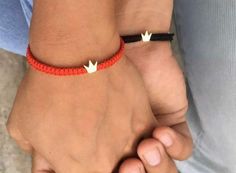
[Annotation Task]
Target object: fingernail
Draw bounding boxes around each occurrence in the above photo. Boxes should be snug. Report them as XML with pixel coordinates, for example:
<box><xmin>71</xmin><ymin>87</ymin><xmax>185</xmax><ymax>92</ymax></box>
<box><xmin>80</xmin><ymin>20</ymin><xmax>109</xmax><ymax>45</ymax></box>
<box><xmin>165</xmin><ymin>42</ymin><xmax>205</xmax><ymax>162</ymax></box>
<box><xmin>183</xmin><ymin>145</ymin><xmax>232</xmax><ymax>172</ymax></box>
<box><xmin>159</xmin><ymin>134</ymin><xmax>173</xmax><ymax>147</ymax></box>
<box><xmin>129</xmin><ymin>166</ymin><xmax>144</xmax><ymax>173</ymax></box>
<box><xmin>143</xmin><ymin>148</ymin><xmax>161</xmax><ymax>166</ymax></box>
<box><xmin>129</xmin><ymin>168</ymin><xmax>141</xmax><ymax>173</ymax></box>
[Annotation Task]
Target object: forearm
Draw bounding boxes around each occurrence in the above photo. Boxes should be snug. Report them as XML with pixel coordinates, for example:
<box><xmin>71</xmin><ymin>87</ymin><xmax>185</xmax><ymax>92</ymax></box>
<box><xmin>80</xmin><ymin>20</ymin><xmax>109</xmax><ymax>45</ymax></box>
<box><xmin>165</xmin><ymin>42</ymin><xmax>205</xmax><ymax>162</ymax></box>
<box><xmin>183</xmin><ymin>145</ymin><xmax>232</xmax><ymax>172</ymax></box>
<box><xmin>29</xmin><ymin>0</ymin><xmax>120</xmax><ymax>67</ymax></box>
<box><xmin>116</xmin><ymin>0</ymin><xmax>188</xmax><ymax>121</ymax></box>
<box><xmin>116</xmin><ymin>0</ymin><xmax>173</xmax><ymax>35</ymax></box>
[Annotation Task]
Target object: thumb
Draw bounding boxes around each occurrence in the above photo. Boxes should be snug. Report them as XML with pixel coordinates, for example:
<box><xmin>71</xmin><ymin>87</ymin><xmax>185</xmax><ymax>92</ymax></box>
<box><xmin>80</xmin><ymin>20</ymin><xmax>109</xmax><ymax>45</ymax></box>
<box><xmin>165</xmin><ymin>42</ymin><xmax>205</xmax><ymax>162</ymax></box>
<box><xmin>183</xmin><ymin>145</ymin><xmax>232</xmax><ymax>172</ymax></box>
<box><xmin>152</xmin><ymin>123</ymin><xmax>193</xmax><ymax>160</ymax></box>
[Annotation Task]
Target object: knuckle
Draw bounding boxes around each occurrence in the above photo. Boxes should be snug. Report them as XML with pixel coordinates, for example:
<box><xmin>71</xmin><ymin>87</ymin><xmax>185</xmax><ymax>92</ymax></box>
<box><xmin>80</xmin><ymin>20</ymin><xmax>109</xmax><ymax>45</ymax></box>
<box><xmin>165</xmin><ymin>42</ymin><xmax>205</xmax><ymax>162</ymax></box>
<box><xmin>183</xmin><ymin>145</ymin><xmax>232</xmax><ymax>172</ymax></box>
<box><xmin>132</xmin><ymin>117</ymin><xmax>155</xmax><ymax>137</ymax></box>
<box><xmin>6</xmin><ymin>123</ymin><xmax>26</xmax><ymax>142</ymax></box>
<box><xmin>6</xmin><ymin>125</ymin><xmax>32</xmax><ymax>153</ymax></box>
<box><xmin>177</xmin><ymin>137</ymin><xmax>193</xmax><ymax>160</ymax></box>
<box><xmin>137</xmin><ymin>138</ymin><xmax>164</xmax><ymax>154</ymax></box>
<box><xmin>6</xmin><ymin>124</ymin><xmax>18</xmax><ymax>139</ymax></box>
<box><xmin>183</xmin><ymin>138</ymin><xmax>194</xmax><ymax>159</ymax></box>
<box><xmin>154</xmin><ymin>140</ymin><xmax>165</xmax><ymax>152</ymax></box>
<box><xmin>153</xmin><ymin>126</ymin><xmax>174</xmax><ymax>138</ymax></box>
<box><xmin>132</xmin><ymin>121</ymin><xmax>149</xmax><ymax>135</ymax></box>
<box><xmin>119</xmin><ymin>159</ymin><xmax>143</xmax><ymax>173</ymax></box>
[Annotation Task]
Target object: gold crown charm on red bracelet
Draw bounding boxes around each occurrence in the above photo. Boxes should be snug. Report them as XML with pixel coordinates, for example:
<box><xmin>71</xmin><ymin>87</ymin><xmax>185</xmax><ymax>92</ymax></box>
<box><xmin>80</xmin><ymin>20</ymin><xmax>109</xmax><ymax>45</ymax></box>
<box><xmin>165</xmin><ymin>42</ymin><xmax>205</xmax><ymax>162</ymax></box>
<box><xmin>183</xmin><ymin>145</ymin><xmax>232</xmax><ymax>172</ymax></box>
<box><xmin>26</xmin><ymin>39</ymin><xmax>124</xmax><ymax>76</ymax></box>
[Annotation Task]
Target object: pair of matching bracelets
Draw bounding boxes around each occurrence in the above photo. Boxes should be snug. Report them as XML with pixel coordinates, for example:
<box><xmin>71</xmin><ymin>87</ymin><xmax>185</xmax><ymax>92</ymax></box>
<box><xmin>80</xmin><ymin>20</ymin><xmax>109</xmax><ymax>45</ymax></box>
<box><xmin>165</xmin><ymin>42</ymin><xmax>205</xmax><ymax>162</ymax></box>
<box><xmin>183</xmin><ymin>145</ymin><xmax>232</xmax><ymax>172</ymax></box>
<box><xmin>27</xmin><ymin>31</ymin><xmax>174</xmax><ymax>76</ymax></box>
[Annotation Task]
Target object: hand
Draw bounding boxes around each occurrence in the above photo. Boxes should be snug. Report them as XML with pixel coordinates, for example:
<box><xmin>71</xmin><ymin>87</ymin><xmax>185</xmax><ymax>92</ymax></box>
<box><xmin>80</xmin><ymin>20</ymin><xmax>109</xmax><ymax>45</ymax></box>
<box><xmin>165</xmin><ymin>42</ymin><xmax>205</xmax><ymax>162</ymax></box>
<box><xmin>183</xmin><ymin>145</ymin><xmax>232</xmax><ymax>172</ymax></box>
<box><xmin>31</xmin><ymin>127</ymin><xmax>191</xmax><ymax>173</ymax></box>
<box><xmin>116</xmin><ymin>0</ymin><xmax>188</xmax><ymax>122</ymax></box>
<box><xmin>119</xmin><ymin>126</ymin><xmax>191</xmax><ymax>173</ymax></box>
<box><xmin>116</xmin><ymin>0</ymin><xmax>193</xmax><ymax>172</ymax></box>
<box><xmin>7</xmin><ymin>56</ymin><xmax>158</xmax><ymax>173</ymax></box>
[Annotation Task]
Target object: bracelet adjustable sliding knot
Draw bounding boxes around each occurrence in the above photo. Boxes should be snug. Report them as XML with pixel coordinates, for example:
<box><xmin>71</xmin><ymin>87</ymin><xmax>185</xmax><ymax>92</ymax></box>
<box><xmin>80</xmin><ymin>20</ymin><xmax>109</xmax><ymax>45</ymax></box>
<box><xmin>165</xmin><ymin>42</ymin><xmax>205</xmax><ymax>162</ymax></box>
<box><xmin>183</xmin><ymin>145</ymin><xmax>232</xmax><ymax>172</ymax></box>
<box><xmin>26</xmin><ymin>39</ymin><xmax>125</xmax><ymax>76</ymax></box>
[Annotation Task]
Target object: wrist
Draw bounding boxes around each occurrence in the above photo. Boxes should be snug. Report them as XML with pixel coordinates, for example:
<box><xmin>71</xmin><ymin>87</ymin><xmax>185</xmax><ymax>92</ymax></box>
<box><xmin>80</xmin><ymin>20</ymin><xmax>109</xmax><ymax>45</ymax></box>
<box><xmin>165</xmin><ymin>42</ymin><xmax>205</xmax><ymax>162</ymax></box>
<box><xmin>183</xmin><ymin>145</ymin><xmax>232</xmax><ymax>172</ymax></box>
<box><xmin>27</xmin><ymin>39</ymin><xmax>125</xmax><ymax>76</ymax></box>
<box><xmin>29</xmin><ymin>0</ymin><xmax>120</xmax><ymax>67</ymax></box>
<box><xmin>29</xmin><ymin>30</ymin><xmax>120</xmax><ymax>67</ymax></box>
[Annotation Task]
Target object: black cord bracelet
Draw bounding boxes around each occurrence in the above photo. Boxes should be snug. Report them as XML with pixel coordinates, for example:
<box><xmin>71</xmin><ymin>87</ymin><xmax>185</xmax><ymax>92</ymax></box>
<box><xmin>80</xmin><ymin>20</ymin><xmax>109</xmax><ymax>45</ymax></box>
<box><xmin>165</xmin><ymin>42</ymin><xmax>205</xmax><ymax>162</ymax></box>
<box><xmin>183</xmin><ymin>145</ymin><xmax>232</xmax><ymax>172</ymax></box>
<box><xmin>121</xmin><ymin>31</ymin><xmax>174</xmax><ymax>43</ymax></box>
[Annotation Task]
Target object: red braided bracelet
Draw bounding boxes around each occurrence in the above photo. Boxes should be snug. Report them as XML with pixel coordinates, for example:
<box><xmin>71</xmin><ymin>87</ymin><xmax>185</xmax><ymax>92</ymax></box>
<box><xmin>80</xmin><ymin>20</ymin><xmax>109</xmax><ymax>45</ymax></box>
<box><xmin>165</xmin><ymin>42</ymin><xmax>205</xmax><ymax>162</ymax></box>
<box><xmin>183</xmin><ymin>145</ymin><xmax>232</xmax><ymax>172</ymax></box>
<box><xmin>26</xmin><ymin>39</ymin><xmax>125</xmax><ymax>76</ymax></box>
